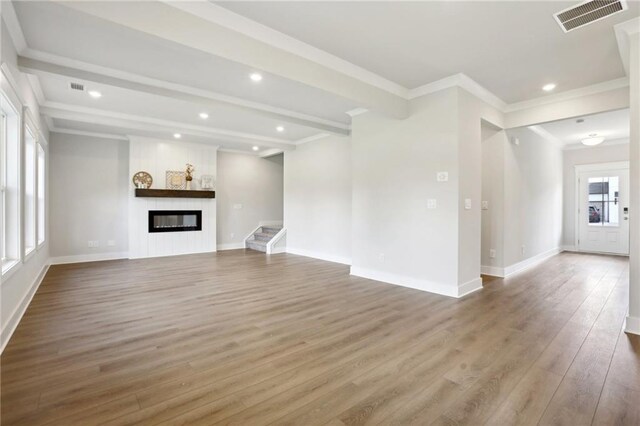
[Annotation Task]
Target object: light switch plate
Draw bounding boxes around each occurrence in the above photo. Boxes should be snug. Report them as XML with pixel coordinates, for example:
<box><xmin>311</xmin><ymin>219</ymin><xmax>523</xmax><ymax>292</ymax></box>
<box><xmin>436</xmin><ymin>172</ymin><xmax>449</xmax><ymax>182</ymax></box>
<box><xmin>233</xmin><ymin>204</ymin><xmax>243</xmax><ymax>209</ymax></box>
<box><xmin>482</xmin><ymin>201</ymin><xmax>489</xmax><ymax>210</ymax></box>
<box><xmin>427</xmin><ymin>199</ymin><xmax>437</xmax><ymax>209</ymax></box>
<box><xmin>489</xmin><ymin>249</ymin><xmax>496</xmax><ymax>259</ymax></box>
<box><xmin>464</xmin><ymin>199</ymin><xmax>472</xmax><ymax>210</ymax></box>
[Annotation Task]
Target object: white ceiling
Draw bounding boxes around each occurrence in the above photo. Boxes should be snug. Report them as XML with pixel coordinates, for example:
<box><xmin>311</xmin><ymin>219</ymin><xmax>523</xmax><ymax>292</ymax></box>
<box><xmin>538</xmin><ymin>108</ymin><xmax>630</xmax><ymax>147</ymax></box>
<box><xmin>5</xmin><ymin>1</ymin><xmax>638</xmax><ymax>152</ymax></box>
<box><xmin>217</xmin><ymin>1</ymin><xmax>639</xmax><ymax>103</ymax></box>
<box><xmin>13</xmin><ymin>1</ymin><xmax>358</xmax><ymax>124</ymax></box>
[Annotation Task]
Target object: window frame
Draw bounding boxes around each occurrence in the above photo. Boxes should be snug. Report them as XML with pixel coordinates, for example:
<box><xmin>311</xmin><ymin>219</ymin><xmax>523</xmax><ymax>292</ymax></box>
<box><xmin>37</xmin><ymin>141</ymin><xmax>46</xmax><ymax>248</ymax></box>
<box><xmin>23</xmin><ymin>111</ymin><xmax>38</xmax><ymax>260</ymax></box>
<box><xmin>1</xmin><ymin>65</ymin><xmax>23</xmax><ymax>278</ymax></box>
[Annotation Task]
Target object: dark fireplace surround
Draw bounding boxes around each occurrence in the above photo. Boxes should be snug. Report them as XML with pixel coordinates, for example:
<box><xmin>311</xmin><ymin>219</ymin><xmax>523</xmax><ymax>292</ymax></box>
<box><xmin>148</xmin><ymin>210</ymin><xmax>202</xmax><ymax>233</ymax></box>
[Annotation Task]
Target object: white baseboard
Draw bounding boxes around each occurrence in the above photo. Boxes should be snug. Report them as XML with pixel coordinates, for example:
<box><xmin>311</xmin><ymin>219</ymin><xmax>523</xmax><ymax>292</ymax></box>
<box><xmin>270</xmin><ymin>246</ymin><xmax>286</xmax><ymax>254</ymax></box>
<box><xmin>217</xmin><ymin>243</ymin><xmax>245</xmax><ymax>251</ymax></box>
<box><xmin>482</xmin><ymin>247</ymin><xmax>562</xmax><ymax>278</ymax></box>
<box><xmin>481</xmin><ymin>265</ymin><xmax>505</xmax><ymax>277</ymax></box>
<box><xmin>625</xmin><ymin>315</ymin><xmax>640</xmax><ymax>336</ymax></box>
<box><xmin>50</xmin><ymin>252</ymin><xmax>129</xmax><ymax>265</ymax></box>
<box><xmin>286</xmin><ymin>247</ymin><xmax>351</xmax><ymax>266</ymax></box>
<box><xmin>504</xmin><ymin>247</ymin><xmax>562</xmax><ymax>276</ymax></box>
<box><xmin>349</xmin><ymin>266</ymin><xmax>478</xmax><ymax>298</ymax></box>
<box><xmin>1</xmin><ymin>263</ymin><xmax>50</xmax><ymax>354</ymax></box>
<box><xmin>561</xmin><ymin>245</ymin><xmax>577</xmax><ymax>252</ymax></box>
<box><xmin>458</xmin><ymin>277</ymin><xmax>483</xmax><ymax>297</ymax></box>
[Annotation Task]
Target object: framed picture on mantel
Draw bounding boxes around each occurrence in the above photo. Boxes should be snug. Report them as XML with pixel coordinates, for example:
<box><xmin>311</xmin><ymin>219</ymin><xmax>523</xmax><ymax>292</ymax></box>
<box><xmin>166</xmin><ymin>171</ymin><xmax>186</xmax><ymax>190</ymax></box>
<box><xmin>201</xmin><ymin>175</ymin><xmax>215</xmax><ymax>190</ymax></box>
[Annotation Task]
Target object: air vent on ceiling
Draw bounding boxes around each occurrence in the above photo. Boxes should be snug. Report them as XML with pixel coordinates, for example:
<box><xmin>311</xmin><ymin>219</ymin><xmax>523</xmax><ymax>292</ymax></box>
<box><xmin>554</xmin><ymin>0</ymin><xmax>628</xmax><ymax>33</ymax></box>
<box><xmin>69</xmin><ymin>82</ymin><xmax>85</xmax><ymax>92</ymax></box>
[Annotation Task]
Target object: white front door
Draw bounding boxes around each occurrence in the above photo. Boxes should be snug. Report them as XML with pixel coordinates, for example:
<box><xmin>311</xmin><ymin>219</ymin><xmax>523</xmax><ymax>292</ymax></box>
<box><xmin>577</xmin><ymin>164</ymin><xmax>629</xmax><ymax>255</ymax></box>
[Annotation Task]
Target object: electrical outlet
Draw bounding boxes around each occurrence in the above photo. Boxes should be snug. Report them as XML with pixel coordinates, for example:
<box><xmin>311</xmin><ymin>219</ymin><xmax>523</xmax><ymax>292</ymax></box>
<box><xmin>107</xmin><ymin>240</ymin><xmax>116</xmax><ymax>247</ymax></box>
<box><xmin>233</xmin><ymin>204</ymin><xmax>243</xmax><ymax>210</ymax></box>
<box><xmin>230</xmin><ymin>233</ymin><xmax>235</xmax><ymax>239</ymax></box>
<box><xmin>88</xmin><ymin>240</ymin><xmax>99</xmax><ymax>248</ymax></box>
<box><xmin>489</xmin><ymin>249</ymin><xmax>496</xmax><ymax>259</ymax></box>
<box><xmin>464</xmin><ymin>199</ymin><xmax>472</xmax><ymax>210</ymax></box>
<box><xmin>482</xmin><ymin>201</ymin><xmax>489</xmax><ymax>210</ymax></box>
<box><xmin>427</xmin><ymin>199</ymin><xmax>437</xmax><ymax>209</ymax></box>
<box><xmin>521</xmin><ymin>245</ymin><xmax>525</xmax><ymax>255</ymax></box>
<box><xmin>436</xmin><ymin>172</ymin><xmax>449</xmax><ymax>182</ymax></box>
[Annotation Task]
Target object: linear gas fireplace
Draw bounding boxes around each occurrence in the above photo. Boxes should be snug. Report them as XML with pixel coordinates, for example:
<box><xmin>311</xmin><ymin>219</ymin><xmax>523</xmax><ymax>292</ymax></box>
<box><xmin>148</xmin><ymin>210</ymin><xmax>202</xmax><ymax>233</ymax></box>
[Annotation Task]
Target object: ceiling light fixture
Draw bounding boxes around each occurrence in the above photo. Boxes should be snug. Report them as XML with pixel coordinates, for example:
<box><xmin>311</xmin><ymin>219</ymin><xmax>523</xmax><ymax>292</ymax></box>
<box><xmin>581</xmin><ymin>134</ymin><xmax>604</xmax><ymax>146</ymax></box>
<box><xmin>250</xmin><ymin>73</ymin><xmax>263</xmax><ymax>82</ymax></box>
<box><xmin>542</xmin><ymin>83</ymin><xmax>556</xmax><ymax>92</ymax></box>
<box><xmin>88</xmin><ymin>90</ymin><xmax>102</xmax><ymax>98</ymax></box>
<box><xmin>199</xmin><ymin>112</ymin><xmax>209</xmax><ymax>119</ymax></box>
<box><xmin>252</xmin><ymin>146</ymin><xmax>259</xmax><ymax>151</ymax></box>
<box><xmin>173</xmin><ymin>133</ymin><xmax>182</xmax><ymax>139</ymax></box>
<box><xmin>276</xmin><ymin>126</ymin><xmax>285</xmax><ymax>132</ymax></box>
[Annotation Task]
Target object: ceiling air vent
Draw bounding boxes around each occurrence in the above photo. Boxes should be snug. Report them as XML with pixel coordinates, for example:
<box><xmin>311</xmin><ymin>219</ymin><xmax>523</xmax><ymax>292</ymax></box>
<box><xmin>554</xmin><ymin>0</ymin><xmax>628</xmax><ymax>32</ymax></box>
<box><xmin>69</xmin><ymin>82</ymin><xmax>85</xmax><ymax>92</ymax></box>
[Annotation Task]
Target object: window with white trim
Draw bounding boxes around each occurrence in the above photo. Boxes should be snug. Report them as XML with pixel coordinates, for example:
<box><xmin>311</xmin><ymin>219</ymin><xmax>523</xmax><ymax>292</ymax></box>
<box><xmin>37</xmin><ymin>143</ymin><xmax>45</xmax><ymax>246</ymax></box>
<box><xmin>1</xmin><ymin>91</ymin><xmax>21</xmax><ymax>274</ymax></box>
<box><xmin>24</xmin><ymin>126</ymin><xmax>36</xmax><ymax>255</ymax></box>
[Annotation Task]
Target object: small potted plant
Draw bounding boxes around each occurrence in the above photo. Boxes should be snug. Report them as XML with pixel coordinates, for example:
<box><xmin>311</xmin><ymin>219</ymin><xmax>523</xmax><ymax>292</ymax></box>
<box><xmin>185</xmin><ymin>163</ymin><xmax>195</xmax><ymax>190</ymax></box>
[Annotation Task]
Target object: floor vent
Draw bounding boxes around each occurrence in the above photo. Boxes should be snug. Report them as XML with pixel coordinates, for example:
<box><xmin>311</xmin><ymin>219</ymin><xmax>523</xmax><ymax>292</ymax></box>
<box><xmin>69</xmin><ymin>82</ymin><xmax>85</xmax><ymax>92</ymax></box>
<box><xmin>554</xmin><ymin>0</ymin><xmax>627</xmax><ymax>32</ymax></box>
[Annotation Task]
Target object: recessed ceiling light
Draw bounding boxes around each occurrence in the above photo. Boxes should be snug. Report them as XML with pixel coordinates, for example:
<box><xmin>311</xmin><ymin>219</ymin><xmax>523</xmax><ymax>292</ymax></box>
<box><xmin>252</xmin><ymin>146</ymin><xmax>259</xmax><ymax>151</ymax></box>
<box><xmin>250</xmin><ymin>73</ymin><xmax>263</xmax><ymax>82</ymax></box>
<box><xmin>88</xmin><ymin>90</ymin><xmax>102</xmax><ymax>98</ymax></box>
<box><xmin>199</xmin><ymin>112</ymin><xmax>209</xmax><ymax>119</ymax></box>
<box><xmin>276</xmin><ymin>126</ymin><xmax>285</xmax><ymax>132</ymax></box>
<box><xmin>173</xmin><ymin>133</ymin><xmax>182</xmax><ymax>139</ymax></box>
<box><xmin>542</xmin><ymin>83</ymin><xmax>556</xmax><ymax>92</ymax></box>
<box><xmin>581</xmin><ymin>134</ymin><xmax>604</xmax><ymax>146</ymax></box>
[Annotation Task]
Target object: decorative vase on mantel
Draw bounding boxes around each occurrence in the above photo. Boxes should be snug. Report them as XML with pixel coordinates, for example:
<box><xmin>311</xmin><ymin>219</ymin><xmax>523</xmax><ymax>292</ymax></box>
<box><xmin>185</xmin><ymin>163</ymin><xmax>195</xmax><ymax>190</ymax></box>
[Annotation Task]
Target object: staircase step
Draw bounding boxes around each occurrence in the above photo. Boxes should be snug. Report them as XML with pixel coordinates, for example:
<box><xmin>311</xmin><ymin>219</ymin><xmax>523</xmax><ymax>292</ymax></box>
<box><xmin>246</xmin><ymin>239</ymin><xmax>267</xmax><ymax>252</ymax></box>
<box><xmin>253</xmin><ymin>232</ymin><xmax>273</xmax><ymax>242</ymax></box>
<box><xmin>261</xmin><ymin>226</ymin><xmax>282</xmax><ymax>235</ymax></box>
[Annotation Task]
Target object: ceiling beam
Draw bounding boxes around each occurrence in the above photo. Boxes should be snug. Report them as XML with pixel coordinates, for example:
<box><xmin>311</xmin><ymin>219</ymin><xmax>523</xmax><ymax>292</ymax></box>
<box><xmin>40</xmin><ymin>102</ymin><xmax>295</xmax><ymax>151</ymax></box>
<box><xmin>52</xmin><ymin>0</ymin><xmax>409</xmax><ymax>119</ymax></box>
<box><xmin>18</xmin><ymin>54</ymin><xmax>351</xmax><ymax>137</ymax></box>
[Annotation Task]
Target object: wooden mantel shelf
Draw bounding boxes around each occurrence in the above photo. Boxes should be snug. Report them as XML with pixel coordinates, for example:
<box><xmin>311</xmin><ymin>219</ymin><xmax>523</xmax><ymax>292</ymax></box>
<box><xmin>135</xmin><ymin>188</ymin><xmax>215</xmax><ymax>199</ymax></box>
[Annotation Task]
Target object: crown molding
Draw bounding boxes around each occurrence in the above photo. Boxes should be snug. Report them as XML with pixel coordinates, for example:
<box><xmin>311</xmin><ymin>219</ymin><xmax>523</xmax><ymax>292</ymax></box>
<box><xmin>408</xmin><ymin>73</ymin><xmax>507</xmax><ymax>111</ymax></box>
<box><xmin>504</xmin><ymin>77</ymin><xmax>630</xmax><ymax>113</ymax></box>
<box><xmin>218</xmin><ymin>147</ymin><xmax>259</xmax><ymax>156</ymax></box>
<box><xmin>50</xmin><ymin>127</ymin><xmax>129</xmax><ymax>141</ymax></box>
<box><xmin>295</xmin><ymin>133</ymin><xmax>331</xmax><ymax>145</ymax></box>
<box><xmin>346</xmin><ymin>108</ymin><xmax>370</xmax><ymax>117</ymax></box>
<box><xmin>163</xmin><ymin>1</ymin><xmax>408</xmax><ymax>99</ymax></box>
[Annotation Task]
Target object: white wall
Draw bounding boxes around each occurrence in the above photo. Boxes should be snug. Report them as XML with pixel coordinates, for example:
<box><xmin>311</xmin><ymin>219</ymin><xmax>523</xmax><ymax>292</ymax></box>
<box><xmin>284</xmin><ymin>135</ymin><xmax>351</xmax><ymax>264</ymax></box>
<box><xmin>1</xmin><ymin>17</ymin><xmax>50</xmax><ymax>351</ymax></box>
<box><xmin>217</xmin><ymin>151</ymin><xmax>283</xmax><ymax>249</ymax></box>
<box><xmin>128</xmin><ymin>136</ymin><xmax>217</xmax><ymax>258</ymax></box>
<box><xmin>350</xmin><ymin>89</ymin><xmax>463</xmax><ymax>296</ymax></box>
<box><xmin>49</xmin><ymin>133</ymin><xmax>129</xmax><ymax>261</ymax></box>
<box><xmin>481</xmin><ymin>127</ymin><xmax>506</xmax><ymax>271</ymax></box>
<box><xmin>502</xmin><ymin>127</ymin><xmax>564</xmax><ymax>268</ymax></box>
<box><xmin>562</xmin><ymin>143</ymin><xmax>629</xmax><ymax>248</ymax></box>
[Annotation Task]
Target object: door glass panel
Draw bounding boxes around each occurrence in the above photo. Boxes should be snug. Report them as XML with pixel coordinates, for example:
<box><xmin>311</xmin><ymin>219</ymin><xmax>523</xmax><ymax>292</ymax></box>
<box><xmin>588</xmin><ymin>176</ymin><xmax>619</xmax><ymax>226</ymax></box>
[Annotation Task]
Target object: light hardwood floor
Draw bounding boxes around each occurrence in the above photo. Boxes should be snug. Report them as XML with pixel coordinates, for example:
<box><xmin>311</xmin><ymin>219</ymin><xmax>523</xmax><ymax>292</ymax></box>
<box><xmin>1</xmin><ymin>250</ymin><xmax>639</xmax><ymax>425</ymax></box>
